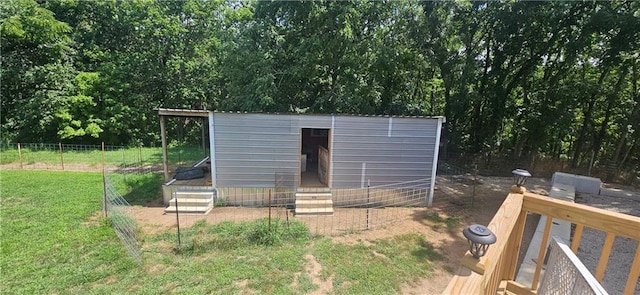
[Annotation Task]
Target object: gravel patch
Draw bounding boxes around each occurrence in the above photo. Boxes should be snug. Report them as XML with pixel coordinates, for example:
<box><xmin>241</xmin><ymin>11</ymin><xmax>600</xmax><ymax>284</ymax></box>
<box><xmin>575</xmin><ymin>189</ymin><xmax>640</xmax><ymax>294</ymax></box>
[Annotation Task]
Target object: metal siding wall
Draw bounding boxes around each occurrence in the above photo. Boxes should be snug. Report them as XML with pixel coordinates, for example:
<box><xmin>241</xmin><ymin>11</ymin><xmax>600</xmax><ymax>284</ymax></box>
<box><xmin>298</xmin><ymin>115</ymin><xmax>333</xmax><ymax>129</ymax></box>
<box><xmin>211</xmin><ymin>113</ymin><xmax>441</xmax><ymax>189</ymax></box>
<box><xmin>214</xmin><ymin>113</ymin><xmax>299</xmax><ymax>187</ymax></box>
<box><xmin>331</xmin><ymin>116</ymin><xmax>439</xmax><ymax>188</ymax></box>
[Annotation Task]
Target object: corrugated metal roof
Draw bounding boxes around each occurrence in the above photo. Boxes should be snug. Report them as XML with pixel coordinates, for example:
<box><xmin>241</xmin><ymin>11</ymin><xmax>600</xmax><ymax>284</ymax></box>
<box><xmin>157</xmin><ymin>108</ymin><xmax>209</xmax><ymax>117</ymax></box>
<box><xmin>214</xmin><ymin>110</ymin><xmax>445</xmax><ymax>120</ymax></box>
<box><xmin>156</xmin><ymin>108</ymin><xmax>445</xmax><ymax>121</ymax></box>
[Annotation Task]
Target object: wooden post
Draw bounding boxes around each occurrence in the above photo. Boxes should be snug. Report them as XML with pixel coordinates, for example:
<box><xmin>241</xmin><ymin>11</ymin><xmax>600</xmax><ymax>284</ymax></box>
<box><xmin>623</xmin><ymin>243</ymin><xmax>640</xmax><ymax>295</ymax></box>
<box><xmin>595</xmin><ymin>232</ymin><xmax>616</xmax><ymax>282</ymax></box>
<box><xmin>17</xmin><ymin>143</ymin><xmax>23</xmax><ymax>169</ymax></box>
<box><xmin>505</xmin><ymin>210</ymin><xmax>527</xmax><ymax>280</ymax></box>
<box><xmin>160</xmin><ymin>115</ymin><xmax>170</xmax><ymax>181</ymax></box>
<box><xmin>571</xmin><ymin>224</ymin><xmax>585</xmax><ymax>253</ymax></box>
<box><xmin>532</xmin><ymin>217</ymin><xmax>554</xmax><ymax>290</ymax></box>
<box><xmin>59</xmin><ymin>142</ymin><xmax>64</xmax><ymax>170</ymax></box>
<box><xmin>175</xmin><ymin>192</ymin><xmax>181</xmax><ymax>247</ymax></box>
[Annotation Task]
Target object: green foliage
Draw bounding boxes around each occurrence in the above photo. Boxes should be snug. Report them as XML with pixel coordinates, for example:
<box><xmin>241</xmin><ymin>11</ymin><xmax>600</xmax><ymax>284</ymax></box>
<box><xmin>247</xmin><ymin>218</ymin><xmax>311</xmax><ymax>246</ymax></box>
<box><xmin>1</xmin><ymin>0</ymin><xmax>76</xmax><ymax>143</ymax></box>
<box><xmin>2</xmin><ymin>0</ymin><xmax>640</xmax><ymax>173</ymax></box>
<box><xmin>55</xmin><ymin>72</ymin><xmax>104</xmax><ymax>140</ymax></box>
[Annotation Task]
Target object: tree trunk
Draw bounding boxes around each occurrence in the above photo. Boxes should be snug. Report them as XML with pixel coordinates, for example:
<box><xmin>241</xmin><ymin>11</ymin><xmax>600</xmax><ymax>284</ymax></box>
<box><xmin>571</xmin><ymin>69</ymin><xmax>608</xmax><ymax>167</ymax></box>
<box><xmin>593</xmin><ymin>67</ymin><xmax>628</xmax><ymax>161</ymax></box>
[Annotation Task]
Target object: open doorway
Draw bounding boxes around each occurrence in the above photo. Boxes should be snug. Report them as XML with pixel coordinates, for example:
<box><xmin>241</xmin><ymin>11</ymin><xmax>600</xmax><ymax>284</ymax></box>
<box><xmin>301</xmin><ymin>128</ymin><xmax>330</xmax><ymax>187</ymax></box>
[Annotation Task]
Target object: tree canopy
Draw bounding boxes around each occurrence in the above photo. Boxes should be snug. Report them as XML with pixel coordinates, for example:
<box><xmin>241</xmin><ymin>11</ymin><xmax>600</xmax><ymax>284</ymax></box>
<box><xmin>2</xmin><ymin>0</ymin><xmax>639</xmax><ymax>175</ymax></box>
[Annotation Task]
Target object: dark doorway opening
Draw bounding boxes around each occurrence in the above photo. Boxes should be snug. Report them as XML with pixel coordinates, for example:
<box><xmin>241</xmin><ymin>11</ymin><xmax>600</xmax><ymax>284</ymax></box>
<box><xmin>301</xmin><ymin>128</ymin><xmax>330</xmax><ymax>187</ymax></box>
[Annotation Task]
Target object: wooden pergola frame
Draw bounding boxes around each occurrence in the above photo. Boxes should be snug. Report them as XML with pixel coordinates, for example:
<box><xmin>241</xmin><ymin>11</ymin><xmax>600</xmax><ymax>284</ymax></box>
<box><xmin>157</xmin><ymin>108</ymin><xmax>210</xmax><ymax>181</ymax></box>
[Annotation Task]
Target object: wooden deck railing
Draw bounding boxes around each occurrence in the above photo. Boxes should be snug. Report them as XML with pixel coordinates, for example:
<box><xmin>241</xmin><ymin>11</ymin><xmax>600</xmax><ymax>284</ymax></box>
<box><xmin>444</xmin><ymin>187</ymin><xmax>640</xmax><ymax>294</ymax></box>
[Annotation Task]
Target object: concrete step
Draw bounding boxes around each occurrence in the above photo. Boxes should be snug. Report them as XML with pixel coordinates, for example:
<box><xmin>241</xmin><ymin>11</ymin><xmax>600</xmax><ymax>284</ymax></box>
<box><xmin>169</xmin><ymin>198</ymin><xmax>213</xmax><ymax>207</ymax></box>
<box><xmin>164</xmin><ymin>205</ymin><xmax>212</xmax><ymax>214</ymax></box>
<box><xmin>295</xmin><ymin>192</ymin><xmax>334</xmax><ymax>215</ymax></box>
<box><xmin>174</xmin><ymin>191</ymin><xmax>214</xmax><ymax>200</ymax></box>
<box><xmin>295</xmin><ymin>192</ymin><xmax>332</xmax><ymax>200</ymax></box>
<box><xmin>297</xmin><ymin>187</ymin><xmax>330</xmax><ymax>192</ymax></box>
<box><xmin>295</xmin><ymin>207</ymin><xmax>334</xmax><ymax>216</ymax></box>
<box><xmin>296</xmin><ymin>199</ymin><xmax>333</xmax><ymax>208</ymax></box>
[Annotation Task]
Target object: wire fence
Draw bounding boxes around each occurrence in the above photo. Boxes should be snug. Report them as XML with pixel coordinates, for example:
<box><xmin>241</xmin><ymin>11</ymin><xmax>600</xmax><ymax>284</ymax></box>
<box><xmin>0</xmin><ymin>142</ymin><xmax>197</xmax><ymax>264</ymax></box>
<box><xmin>1</xmin><ymin>142</ymin><xmax>528</xmax><ymax>261</ymax></box>
<box><xmin>435</xmin><ymin>162</ymin><xmax>478</xmax><ymax>207</ymax></box>
<box><xmin>0</xmin><ymin>142</ymin><xmax>206</xmax><ymax>172</ymax></box>
<box><xmin>441</xmin><ymin>152</ymin><xmax>640</xmax><ymax>186</ymax></box>
<box><xmin>103</xmin><ymin>172</ymin><xmax>142</xmax><ymax>264</ymax></box>
<box><xmin>168</xmin><ymin>178</ymin><xmax>433</xmax><ymax>249</ymax></box>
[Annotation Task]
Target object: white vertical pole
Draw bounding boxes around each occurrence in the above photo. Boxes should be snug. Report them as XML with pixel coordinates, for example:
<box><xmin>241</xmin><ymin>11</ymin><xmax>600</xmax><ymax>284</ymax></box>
<box><xmin>329</xmin><ymin>116</ymin><xmax>335</xmax><ymax>188</ymax></box>
<box><xmin>428</xmin><ymin>117</ymin><xmax>444</xmax><ymax>207</ymax></box>
<box><xmin>209</xmin><ymin>112</ymin><xmax>216</xmax><ymax>187</ymax></box>
<box><xmin>361</xmin><ymin>162</ymin><xmax>367</xmax><ymax>188</ymax></box>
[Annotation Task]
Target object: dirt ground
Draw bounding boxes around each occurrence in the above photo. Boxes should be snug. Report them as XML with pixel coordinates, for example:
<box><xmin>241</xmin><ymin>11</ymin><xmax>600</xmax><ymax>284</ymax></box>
<box><xmin>132</xmin><ymin>176</ymin><xmax>552</xmax><ymax>294</ymax></box>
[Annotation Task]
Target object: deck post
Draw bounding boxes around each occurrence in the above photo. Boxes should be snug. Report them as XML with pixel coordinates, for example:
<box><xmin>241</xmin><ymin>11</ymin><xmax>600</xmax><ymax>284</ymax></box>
<box><xmin>160</xmin><ymin>115</ymin><xmax>170</xmax><ymax>181</ymax></box>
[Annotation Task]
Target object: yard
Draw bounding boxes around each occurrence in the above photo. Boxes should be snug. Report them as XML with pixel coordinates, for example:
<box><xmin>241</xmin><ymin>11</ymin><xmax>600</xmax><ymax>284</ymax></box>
<box><xmin>1</xmin><ymin>168</ymin><xmax>563</xmax><ymax>294</ymax></box>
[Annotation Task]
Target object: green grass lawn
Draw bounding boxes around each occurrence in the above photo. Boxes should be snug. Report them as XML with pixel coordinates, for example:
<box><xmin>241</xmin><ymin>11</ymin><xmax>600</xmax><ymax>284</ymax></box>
<box><xmin>1</xmin><ymin>170</ymin><xmax>442</xmax><ymax>294</ymax></box>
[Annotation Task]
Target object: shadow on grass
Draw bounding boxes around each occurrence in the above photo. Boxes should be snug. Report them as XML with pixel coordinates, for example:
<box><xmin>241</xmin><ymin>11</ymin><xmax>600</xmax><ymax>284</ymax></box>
<box><xmin>119</xmin><ymin>173</ymin><xmax>164</xmax><ymax>207</ymax></box>
<box><xmin>411</xmin><ymin>236</ymin><xmax>445</xmax><ymax>262</ymax></box>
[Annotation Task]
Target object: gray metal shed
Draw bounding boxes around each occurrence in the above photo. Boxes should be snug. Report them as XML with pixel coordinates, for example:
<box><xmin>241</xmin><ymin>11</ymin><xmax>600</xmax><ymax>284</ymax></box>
<box><xmin>159</xmin><ymin>109</ymin><xmax>444</xmax><ymax>207</ymax></box>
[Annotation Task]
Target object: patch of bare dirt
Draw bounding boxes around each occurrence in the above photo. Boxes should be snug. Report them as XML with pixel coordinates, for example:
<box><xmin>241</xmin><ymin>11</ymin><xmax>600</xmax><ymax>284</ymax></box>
<box><xmin>82</xmin><ymin>211</ymin><xmax>104</xmax><ymax>227</ymax></box>
<box><xmin>234</xmin><ymin>279</ymin><xmax>257</xmax><ymax>295</ymax></box>
<box><xmin>304</xmin><ymin>253</ymin><xmax>334</xmax><ymax>295</ymax></box>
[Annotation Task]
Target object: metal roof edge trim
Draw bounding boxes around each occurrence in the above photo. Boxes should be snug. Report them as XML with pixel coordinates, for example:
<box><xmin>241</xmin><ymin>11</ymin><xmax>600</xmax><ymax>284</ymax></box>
<box><xmin>156</xmin><ymin>108</ymin><xmax>446</xmax><ymax>120</ymax></box>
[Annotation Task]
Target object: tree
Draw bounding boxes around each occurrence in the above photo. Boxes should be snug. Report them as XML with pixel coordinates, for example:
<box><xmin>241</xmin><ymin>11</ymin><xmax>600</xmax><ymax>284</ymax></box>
<box><xmin>1</xmin><ymin>0</ymin><xmax>77</xmax><ymax>142</ymax></box>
